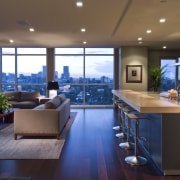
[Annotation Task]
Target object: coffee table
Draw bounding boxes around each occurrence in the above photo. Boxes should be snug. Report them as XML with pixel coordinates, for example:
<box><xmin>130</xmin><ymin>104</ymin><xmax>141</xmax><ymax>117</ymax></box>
<box><xmin>0</xmin><ymin>108</ymin><xmax>19</xmax><ymax>123</ymax></box>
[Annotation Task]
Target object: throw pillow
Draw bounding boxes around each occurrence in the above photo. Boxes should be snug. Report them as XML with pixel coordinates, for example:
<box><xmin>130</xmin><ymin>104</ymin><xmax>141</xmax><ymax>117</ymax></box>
<box><xmin>33</xmin><ymin>104</ymin><xmax>45</xmax><ymax>110</ymax></box>
<box><xmin>58</xmin><ymin>94</ymin><xmax>66</xmax><ymax>102</ymax></box>
<box><xmin>45</xmin><ymin>96</ymin><xmax>62</xmax><ymax>109</ymax></box>
<box><xmin>21</xmin><ymin>92</ymin><xmax>41</xmax><ymax>101</ymax></box>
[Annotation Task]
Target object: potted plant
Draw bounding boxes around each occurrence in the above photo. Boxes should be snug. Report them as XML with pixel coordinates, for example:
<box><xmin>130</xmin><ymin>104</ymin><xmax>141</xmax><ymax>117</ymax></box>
<box><xmin>150</xmin><ymin>65</ymin><xmax>167</xmax><ymax>92</ymax></box>
<box><xmin>0</xmin><ymin>93</ymin><xmax>12</xmax><ymax>113</ymax></box>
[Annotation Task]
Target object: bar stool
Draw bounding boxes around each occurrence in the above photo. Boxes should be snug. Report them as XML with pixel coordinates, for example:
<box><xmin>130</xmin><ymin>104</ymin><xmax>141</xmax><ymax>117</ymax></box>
<box><xmin>112</xmin><ymin>100</ymin><xmax>124</xmax><ymax>131</ymax></box>
<box><xmin>116</xmin><ymin>106</ymin><xmax>132</xmax><ymax>139</ymax></box>
<box><xmin>125</xmin><ymin>113</ymin><xmax>148</xmax><ymax>165</ymax></box>
<box><xmin>113</xmin><ymin>101</ymin><xmax>126</xmax><ymax>131</ymax></box>
<box><xmin>119</xmin><ymin>110</ymin><xmax>136</xmax><ymax>150</ymax></box>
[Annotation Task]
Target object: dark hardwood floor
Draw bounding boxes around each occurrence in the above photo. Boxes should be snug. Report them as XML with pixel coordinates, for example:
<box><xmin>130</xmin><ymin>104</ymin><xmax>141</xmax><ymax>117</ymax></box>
<box><xmin>0</xmin><ymin>108</ymin><xmax>180</xmax><ymax>180</ymax></box>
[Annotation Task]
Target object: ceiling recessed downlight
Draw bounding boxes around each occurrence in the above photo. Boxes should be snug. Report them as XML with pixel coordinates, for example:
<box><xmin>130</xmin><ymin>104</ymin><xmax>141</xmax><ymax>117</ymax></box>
<box><xmin>29</xmin><ymin>28</ymin><xmax>35</xmax><ymax>32</ymax></box>
<box><xmin>146</xmin><ymin>29</ymin><xmax>152</xmax><ymax>34</ymax></box>
<box><xmin>162</xmin><ymin>46</ymin><xmax>167</xmax><ymax>49</ymax></box>
<box><xmin>9</xmin><ymin>39</ymin><xmax>14</xmax><ymax>43</ymax></box>
<box><xmin>81</xmin><ymin>28</ymin><xmax>86</xmax><ymax>32</ymax></box>
<box><xmin>83</xmin><ymin>41</ymin><xmax>87</xmax><ymax>44</ymax></box>
<box><xmin>76</xmin><ymin>0</ymin><xmax>83</xmax><ymax>7</ymax></box>
<box><xmin>159</xmin><ymin>18</ymin><xmax>166</xmax><ymax>23</ymax></box>
<box><xmin>137</xmin><ymin>37</ymin><xmax>142</xmax><ymax>41</ymax></box>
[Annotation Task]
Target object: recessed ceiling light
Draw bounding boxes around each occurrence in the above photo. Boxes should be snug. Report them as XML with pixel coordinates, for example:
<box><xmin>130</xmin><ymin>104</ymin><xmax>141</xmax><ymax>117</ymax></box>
<box><xmin>159</xmin><ymin>18</ymin><xmax>166</xmax><ymax>23</ymax></box>
<box><xmin>29</xmin><ymin>28</ymin><xmax>35</xmax><ymax>32</ymax></box>
<box><xmin>160</xmin><ymin>0</ymin><xmax>167</xmax><ymax>3</ymax></box>
<box><xmin>9</xmin><ymin>39</ymin><xmax>14</xmax><ymax>43</ymax></box>
<box><xmin>162</xmin><ymin>46</ymin><xmax>167</xmax><ymax>49</ymax></box>
<box><xmin>81</xmin><ymin>28</ymin><xmax>86</xmax><ymax>32</ymax></box>
<box><xmin>146</xmin><ymin>29</ymin><xmax>152</xmax><ymax>34</ymax></box>
<box><xmin>76</xmin><ymin>1</ymin><xmax>83</xmax><ymax>7</ymax></box>
<box><xmin>137</xmin><ymin>37</ymin><xmax>142</xmax><ymax>41</ymax></box>
<box><xmin>138</xmin><ymin>41</ymin><xmax>143</xmax><ymax>44</ymax></box>
<box><xmin>83</xmin><ymin>41</ymin><xmax>87</xmax><ymax>44</ymax></box>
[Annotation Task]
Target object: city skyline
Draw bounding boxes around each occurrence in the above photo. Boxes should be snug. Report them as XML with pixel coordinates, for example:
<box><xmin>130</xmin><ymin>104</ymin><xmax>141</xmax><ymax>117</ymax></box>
<box><xmin>1</xmin><ymin>47</ymin><xmax>114</xmax><ymax>78</ymax></box>
<box><xmin>2</xmin><ymin>57</ymin><xmax>113</xmax><ymax>79</ymax></box>
<box><xmin>2</xmin><ymin>65</ymin><xmax>113</xmax><ymax>83</ymax></box>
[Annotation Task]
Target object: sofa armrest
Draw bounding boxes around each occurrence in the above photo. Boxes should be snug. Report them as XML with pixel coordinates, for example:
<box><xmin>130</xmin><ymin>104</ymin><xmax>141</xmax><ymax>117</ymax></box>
<box><xmin>14</xmin><ymin>109</ymin><xmax>59</xmax><ymax>135</ymax></box>
<box><xmin>56</xmin><ymin>98</ymin><xmax>70</xmax><ymax>131</ymax></box>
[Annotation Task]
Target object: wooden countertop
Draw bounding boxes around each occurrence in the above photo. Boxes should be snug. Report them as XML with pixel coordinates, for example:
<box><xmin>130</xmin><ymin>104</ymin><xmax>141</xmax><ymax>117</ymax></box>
<box><xmin>112</xmin><ymin>90</ymin><xmax>180</xmax><ymax>113</ymax></box>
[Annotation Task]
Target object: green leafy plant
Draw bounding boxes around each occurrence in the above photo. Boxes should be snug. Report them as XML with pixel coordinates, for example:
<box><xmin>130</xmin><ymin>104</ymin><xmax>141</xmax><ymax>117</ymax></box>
<box><xmin>150</xmin><ymin>65</ymin><xmax>167</xmax><ymax>92</ymax></box>
<box><xmin>0</xmin><ymin>93</ymin><xmax>13</xmax><ymax>113</ymax></box>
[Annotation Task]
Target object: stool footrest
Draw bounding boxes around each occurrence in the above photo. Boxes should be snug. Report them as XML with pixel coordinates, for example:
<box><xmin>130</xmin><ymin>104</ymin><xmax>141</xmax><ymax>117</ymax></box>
<box><xmin>127</xmin><ymin>114</ymin><xmax>147</xmax><ymax>119</ymax></box>
<box><xmin>113</xmin><ymin>126</ymin><xmax>121</xmax><ymax>130</ymax></box>
<box><xmin>125</xmin><ymin>155</ymin><xmax>147</xmax><ymax>165</ymax></box>
<box><xmin>119</xmin><ymin>142</ymin><xmax>134</xmax><ymax>150</ymax></box>
<box><xmin>116</xmin><ymin>132</ymin><xmax>126</xmax><ymax>139</ymax></box>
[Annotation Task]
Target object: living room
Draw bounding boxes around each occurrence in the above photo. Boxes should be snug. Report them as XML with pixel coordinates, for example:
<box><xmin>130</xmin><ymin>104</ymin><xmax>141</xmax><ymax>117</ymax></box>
<box><xmin>1</xmin><ymin>0</ymin><xmax>180</xmax><ymax>179</ymax></box>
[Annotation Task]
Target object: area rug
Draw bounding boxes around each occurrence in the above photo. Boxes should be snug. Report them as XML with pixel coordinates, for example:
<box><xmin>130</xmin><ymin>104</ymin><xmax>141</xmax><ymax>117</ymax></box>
<box><xmin>0</xmin><ymin>112</ymin><xmax>77</xmax><ymax>160</ymax></box>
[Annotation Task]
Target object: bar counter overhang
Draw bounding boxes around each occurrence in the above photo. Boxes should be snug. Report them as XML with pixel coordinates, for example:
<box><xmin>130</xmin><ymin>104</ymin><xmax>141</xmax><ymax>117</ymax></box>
<box><xmin>112</xmin><ymin>89</ymin><xmax>180</xmax><ymax>176</ymax></box>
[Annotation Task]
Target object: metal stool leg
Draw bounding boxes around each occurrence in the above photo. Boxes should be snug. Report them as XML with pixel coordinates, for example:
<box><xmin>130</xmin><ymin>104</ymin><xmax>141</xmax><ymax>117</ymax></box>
<box><xmin>115</xmin><ymin>106</ymin><xmax>129</xmax><ymax>139</ymax></box>
<box><xmin>113</xmin><ymin>102</ymin><xmax>125</xmax><ymax>131</ymax></box>
<box><xmin>125</xmin><ymin>116</ymin><xmax>148</xmax><ymax>166</ymax></box>
<box><xmin>119</xmin><ymin>113</ymin><xmax>134</xmax><ymax>149</ymax></box>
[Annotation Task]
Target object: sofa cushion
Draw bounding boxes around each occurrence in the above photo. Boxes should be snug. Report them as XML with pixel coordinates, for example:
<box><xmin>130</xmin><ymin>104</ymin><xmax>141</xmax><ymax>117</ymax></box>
<box><xmin>33</xmin><ymin>104</ymin><xmax>45</xmax><ymax>110</ymax></box>
<box><xmin>45</xmin><ymin>96</ymin><xmax>62</xmax><ymax>109</ymax></box>
<box><xmin>10</xmin><ymin>101</ymin><xmax>36</xmax><ymax>109</ymax></box>
<box><xmin>21</xmin><ymin>91</ymin><xmax>41</xmax><ymax>101</ymax></box>
<box><xmin>58</xmin><ymin>94</ymin><xmax>66</xmax><ymax>102</ymax></box>
<box><xmin>3</xmin><ymin>91</ymin><xmax>21</xmax><ymax>101</ymax></box>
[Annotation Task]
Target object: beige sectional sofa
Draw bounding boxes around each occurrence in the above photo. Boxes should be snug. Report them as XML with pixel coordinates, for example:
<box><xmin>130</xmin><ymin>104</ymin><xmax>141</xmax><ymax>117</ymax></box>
<box><xmin>14</xmin><ymin>94</ymin><xmax>70</xmax><ymax>140</ymax></box>
<box><xmin>3</xmin><ymin>91</ymin><xmax>42</xmax><ymax>109</ymax></box>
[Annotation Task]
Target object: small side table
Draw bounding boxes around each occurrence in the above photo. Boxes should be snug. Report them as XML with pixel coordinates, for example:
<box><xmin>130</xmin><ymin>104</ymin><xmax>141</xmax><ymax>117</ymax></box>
<box><xmin>0</xmin><ymin>108</ymin><xmax>20</xmax><ymax>123</ymax></box>
<box><xmin>39</xmin><ymin>97</ymin><xmax>51</xmax><ymax>104</ymax></box>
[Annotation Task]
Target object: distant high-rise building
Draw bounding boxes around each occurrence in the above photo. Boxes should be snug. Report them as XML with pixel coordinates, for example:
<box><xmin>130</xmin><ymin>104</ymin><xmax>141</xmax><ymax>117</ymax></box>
<box><xmin>42</xmin><ymin>66</ymin><xmax>46</xmax><ymax>78</ymax></box>
<box><xmin>54</xmin><ymin>71</ymin><xmax>58</xmax><ymax>81</ymax></box>
<box><xmin>61</xmin><ymin>66</ymin><xmax>70</xmax><ymax>79</ymax></box>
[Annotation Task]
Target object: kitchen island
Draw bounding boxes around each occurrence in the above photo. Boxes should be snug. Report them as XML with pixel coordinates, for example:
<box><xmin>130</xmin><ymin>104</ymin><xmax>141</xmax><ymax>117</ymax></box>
<box><xmin>112</xmin><ymin>89</ymin><xmax>180</xmax><ymax>175</ymax></box>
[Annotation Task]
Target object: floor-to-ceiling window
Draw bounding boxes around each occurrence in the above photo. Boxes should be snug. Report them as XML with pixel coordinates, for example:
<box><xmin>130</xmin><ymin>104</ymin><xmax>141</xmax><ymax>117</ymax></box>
<box><xmin>0</xmin><ymin>48</ymin><xmax>47</xmax><ymax>95</ymax></box>
<box><xmin>161</xmin><ymin>58</ymin><xmax>178</xmax><ymax>91</ymax></box>
<box><xmin>0</xmin><ymin>47</ymin><xmax>114</xmax><ymax>105</ymax></box>
<box><xmin>55</xmin><ymin>48</ymin><xmax>114</xmax><ymax>106</ymax></box>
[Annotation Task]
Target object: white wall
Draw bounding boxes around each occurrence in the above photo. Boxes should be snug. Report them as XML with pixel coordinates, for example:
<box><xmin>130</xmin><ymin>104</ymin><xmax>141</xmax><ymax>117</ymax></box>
<box><xmin>120</xmin><ymin>47</ymin><xmax>148</xmax><ymax>91</ymax></box>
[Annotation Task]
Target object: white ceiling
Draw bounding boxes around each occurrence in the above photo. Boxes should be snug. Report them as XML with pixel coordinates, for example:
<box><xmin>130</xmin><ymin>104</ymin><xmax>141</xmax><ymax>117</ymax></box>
<box><xmin>1</xmin><ymin>0</ymin><xmax>180</xmax><ymax>49</ymax></box>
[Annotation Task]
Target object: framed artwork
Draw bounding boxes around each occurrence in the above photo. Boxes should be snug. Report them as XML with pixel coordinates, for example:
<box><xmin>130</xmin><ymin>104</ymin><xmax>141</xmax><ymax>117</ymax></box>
<box><xmin>126</xmin><ymin>65</ymin><xmax>142</xmax><ymax>83</ymax></box>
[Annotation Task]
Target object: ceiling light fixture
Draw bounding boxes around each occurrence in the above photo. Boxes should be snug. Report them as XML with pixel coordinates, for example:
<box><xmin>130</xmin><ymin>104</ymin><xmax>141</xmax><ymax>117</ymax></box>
<box><xmin>83</xmin><ymin>41</ymin><xmax>87</xmax><ymax>44</ymax></box>
<box><xmin>81</xmin><ymin>28</ymin><xmax>86</xmax><ymax>32</ymax></box>
<box><xmin>76</xmin><ymin>0</ymin><xmax>83</xmax><ymax>7</ymax></box>
<box><xmin>137</xmin><ymin>37</ymin><xmax>142</xmax><ymax>41</ymax></box>
<box><xmin>9</xmin><ymin>39</ymin><xmax>14</xmax><ymax>43</ymax></box>
<box><xmin>160</xmin><ymin>0</ymin><xmax>167</xmax><ymax>3</ymax></box>
<box><xmin>146</xmin><ymin>29</ymin><xmax>152</xmax><ymax>34</ymax></box>
<box><xmin>159</xmin><ymin>18</ymin><xmax>166</xmax><ymax>23</ymax></box>
<box><xmin>162</xmin><ymin>46</ymin><xmax>167</xmax><ymax>49</ymax></box>
<box><xmin>29</xmin><ymin>28</ymin><xmax>35</xmax><ymax>32</ymax></box>
<box><xmin>138</xmin><ymin>41</ymin><xmax>143</xmax><ymax>44</ymax></box>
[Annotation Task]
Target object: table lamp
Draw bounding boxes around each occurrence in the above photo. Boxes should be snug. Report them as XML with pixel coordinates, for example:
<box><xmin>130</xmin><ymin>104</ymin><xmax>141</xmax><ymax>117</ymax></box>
<box><xmin>47</xmin><ymin>81</ymin><xmax>59</xmax><ymax>98</ymax></box>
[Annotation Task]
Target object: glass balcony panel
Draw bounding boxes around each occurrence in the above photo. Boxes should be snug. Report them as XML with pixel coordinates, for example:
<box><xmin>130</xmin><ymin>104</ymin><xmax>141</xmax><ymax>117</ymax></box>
<box><xmin>85</xmin><ymin>85</ymin><xmax>113</xmax><ymax>105</ymax></box>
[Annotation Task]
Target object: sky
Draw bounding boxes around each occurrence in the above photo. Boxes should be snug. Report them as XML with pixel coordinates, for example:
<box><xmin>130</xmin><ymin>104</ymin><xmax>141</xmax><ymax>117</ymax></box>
<box><xmin>2</xmin><ymin>48</ymin><xmax>114</xmax><ymax>79</ymax></box>
<box><xmin>2</xmin><ymin>56</ymin><xmax>113</xmax><ymax>78</ymax></box>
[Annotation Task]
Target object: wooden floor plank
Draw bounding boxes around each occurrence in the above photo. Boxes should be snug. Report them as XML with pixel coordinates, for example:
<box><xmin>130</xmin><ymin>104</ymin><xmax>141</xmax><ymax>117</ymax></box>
<box><xmin>0</xmin><ymin>108</ymin><xmax>180</xmax><ymax>180</ymax></box>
